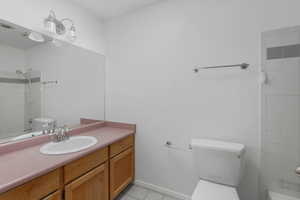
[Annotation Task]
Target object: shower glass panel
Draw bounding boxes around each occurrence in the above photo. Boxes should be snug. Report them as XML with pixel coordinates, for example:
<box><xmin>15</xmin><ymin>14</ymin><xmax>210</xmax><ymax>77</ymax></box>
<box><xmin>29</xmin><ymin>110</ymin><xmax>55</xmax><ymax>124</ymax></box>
<box><xmin>261</xmin><ymin>26</ymin><xmax>300</xmax><ymax>200</ymax></box>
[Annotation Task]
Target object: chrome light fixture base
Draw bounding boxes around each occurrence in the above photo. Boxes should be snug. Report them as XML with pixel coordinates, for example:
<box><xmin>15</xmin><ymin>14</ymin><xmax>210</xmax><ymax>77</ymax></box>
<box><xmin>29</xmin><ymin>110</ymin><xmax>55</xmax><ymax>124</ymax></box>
<box><xmin>44</xmin><ymin>10</ymin><xmax>76</xmax><ymax>42</ymax></box>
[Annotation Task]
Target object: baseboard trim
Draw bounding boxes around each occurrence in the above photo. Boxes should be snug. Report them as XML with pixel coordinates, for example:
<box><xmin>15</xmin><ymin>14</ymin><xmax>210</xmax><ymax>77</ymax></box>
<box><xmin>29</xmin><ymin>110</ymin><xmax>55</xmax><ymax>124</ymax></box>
<box><xmin>134</xmin><ymin>180</ymin><xmax>191</xmax><ymax>200</ymax></box>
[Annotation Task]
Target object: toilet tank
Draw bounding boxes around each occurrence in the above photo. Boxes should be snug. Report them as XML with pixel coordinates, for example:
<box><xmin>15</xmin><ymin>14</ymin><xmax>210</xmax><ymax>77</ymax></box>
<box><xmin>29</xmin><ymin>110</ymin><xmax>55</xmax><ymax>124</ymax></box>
<box><xmin>191</xmin><ymin>139</ymin><xmax>246</xmax><ymax>187</ymax></box>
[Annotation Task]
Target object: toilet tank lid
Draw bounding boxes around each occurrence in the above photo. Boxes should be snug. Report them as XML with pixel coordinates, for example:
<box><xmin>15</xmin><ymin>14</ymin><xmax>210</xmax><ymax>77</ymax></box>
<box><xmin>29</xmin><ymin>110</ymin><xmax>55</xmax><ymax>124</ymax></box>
<box><xmin>191</xmin><ymin>139</ymin><xmax>245</xmax><ymax>156</ymax></box>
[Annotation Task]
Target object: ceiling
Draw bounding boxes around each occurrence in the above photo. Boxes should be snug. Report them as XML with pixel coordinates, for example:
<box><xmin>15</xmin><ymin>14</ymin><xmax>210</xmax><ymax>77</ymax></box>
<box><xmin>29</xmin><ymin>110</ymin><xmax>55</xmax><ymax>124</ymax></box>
<box><xmin>68</xmin><ymin>0</ymin><xmax>163</xmax><ymax>20</ymax></box>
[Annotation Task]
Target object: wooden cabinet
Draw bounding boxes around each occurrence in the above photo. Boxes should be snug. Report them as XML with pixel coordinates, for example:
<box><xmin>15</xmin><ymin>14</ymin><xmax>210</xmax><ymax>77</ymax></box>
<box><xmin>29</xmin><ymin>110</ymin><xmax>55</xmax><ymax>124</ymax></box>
<box><xmin>0</xmin><ymin>169</ymin><xmax>62</xmax><ymax>200</ymax></box>
<box><xmin>110</xmin><ymin>148</ymin><xmax>134</xmax><ymax>200</ymax></box>
<box><xmin>65</xmin><ymin>162</ymin><xmax>109</xmax><ymax>200</ymax></box>
<box><xmin>42</xmin><ymin>191</ymin><xmax>62</xmax><ymax>200</ymax></box>
<box><xmin>110</xmin><ymin>135</ymin><xmax>134</xmax><ymax>157</ymax></box>
<box><xmin>0</xmin><ymin>134</ymin><xmax>134</xmax><ymax>200</ymax></box>
<box><xmin>64</xmin><ymin>147</ymin><xmax>108</xmax><ymax>184</ymax></box>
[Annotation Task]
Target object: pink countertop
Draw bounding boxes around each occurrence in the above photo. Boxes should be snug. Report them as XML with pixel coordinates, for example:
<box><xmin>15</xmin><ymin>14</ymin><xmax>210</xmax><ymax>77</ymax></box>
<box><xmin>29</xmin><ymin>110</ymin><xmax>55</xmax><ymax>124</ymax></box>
<box><xmin>0</xmin><ymin>124</ymin><xmax>135</xmax><ymax>194</ymax></box>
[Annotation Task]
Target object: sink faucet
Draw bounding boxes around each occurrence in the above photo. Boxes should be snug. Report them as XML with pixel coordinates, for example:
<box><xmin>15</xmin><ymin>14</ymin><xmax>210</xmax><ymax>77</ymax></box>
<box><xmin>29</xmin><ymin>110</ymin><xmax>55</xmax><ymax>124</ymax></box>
<box><xmin>60</xmin><ymin>125</ymin><xmax>70</xmax><ymax>141</ymax></box>
<box><xmin>48</xmin><ymin>125</ymin><xmax>70</xmax><ymax>143</ymax></box>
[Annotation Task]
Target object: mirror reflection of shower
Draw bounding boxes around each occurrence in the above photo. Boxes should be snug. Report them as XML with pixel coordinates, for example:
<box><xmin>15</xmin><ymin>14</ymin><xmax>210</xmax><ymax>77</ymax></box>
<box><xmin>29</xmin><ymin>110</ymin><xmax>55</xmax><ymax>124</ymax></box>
<box><xmin>16</xmin><ymin>69</ymin><xmax>32</xmax><ymax>103</ymax></box>
<box><xmin>15</xmin><ymin>68</ymin><xmax>42</xmax><ymax>132</ymax></box>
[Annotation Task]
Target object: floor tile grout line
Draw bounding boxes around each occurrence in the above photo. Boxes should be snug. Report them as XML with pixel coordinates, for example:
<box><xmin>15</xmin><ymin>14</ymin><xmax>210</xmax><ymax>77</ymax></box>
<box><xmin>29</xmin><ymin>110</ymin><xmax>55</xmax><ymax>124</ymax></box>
<box><xmin>124</xmin><ymin>185</ymin><xmax>178</xmax><ymax>200</ymax></box>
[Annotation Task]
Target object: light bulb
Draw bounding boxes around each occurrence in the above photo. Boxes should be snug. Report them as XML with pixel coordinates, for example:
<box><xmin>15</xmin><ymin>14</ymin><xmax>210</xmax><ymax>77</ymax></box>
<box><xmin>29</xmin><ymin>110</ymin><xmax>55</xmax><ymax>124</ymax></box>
<box><xmin>28</xmin><ymin>32</ymin><xmax>45</xmax><ymax>42</ymax></box>
<box><xmin>44</xmin><ymin>11</ymin><xmax>57</xmax><ymax>34</ymax></box>
<box><xmin>44</xmin><ymin>20</ymin><xmax>56</xmax><ymax>34</ymax></box>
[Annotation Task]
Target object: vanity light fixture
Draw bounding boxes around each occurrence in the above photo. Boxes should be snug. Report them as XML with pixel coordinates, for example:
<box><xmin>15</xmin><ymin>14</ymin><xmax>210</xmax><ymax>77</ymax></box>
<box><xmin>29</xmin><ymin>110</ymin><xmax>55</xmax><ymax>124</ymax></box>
<box><xmin>44</xmin><ymin>10</ymin><xmax>77</xmax><ymax>42</ymax></box>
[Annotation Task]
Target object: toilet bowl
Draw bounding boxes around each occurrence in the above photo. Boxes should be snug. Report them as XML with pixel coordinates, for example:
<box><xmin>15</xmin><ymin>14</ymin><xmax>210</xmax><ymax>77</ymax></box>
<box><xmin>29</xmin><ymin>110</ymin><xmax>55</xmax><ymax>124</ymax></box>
<box><xmin>192</xmin><ymin>180</ymin><xmax>239</xmax><ymax>200</ymax></box>
<box><xmin>191</xmin><ymin>139</ymin><xmax>245</xmax><ymax>200</ymax></box>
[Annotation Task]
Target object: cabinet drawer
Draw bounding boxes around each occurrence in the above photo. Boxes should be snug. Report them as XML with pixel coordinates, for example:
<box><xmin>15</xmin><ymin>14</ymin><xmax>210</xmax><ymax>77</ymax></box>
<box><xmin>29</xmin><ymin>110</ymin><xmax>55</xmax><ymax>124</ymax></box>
<box><xmin>64</xmin><ymin>147</ymin><xmax>108</xmax><ymax>184</ymax></box>
<box><xmin>0</xmin><ymin>168</ymin><xmax>62</xmax><ymax>200</ymax></box>
<box><xmin>110</xmin><ymin>135</ymin><xmax>134</xmax><ymax>157</ymax></box>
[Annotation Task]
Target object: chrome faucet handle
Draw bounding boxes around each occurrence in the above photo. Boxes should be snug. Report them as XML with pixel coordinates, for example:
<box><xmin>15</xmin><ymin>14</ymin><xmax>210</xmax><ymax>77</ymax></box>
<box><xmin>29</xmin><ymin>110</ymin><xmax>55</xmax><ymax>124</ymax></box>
<box><xmin>48</xmin><ymin>127</ymin><xmax>62</xmax><ymax>142</ymax></box>
<box><xmin>49</xmin><ymin>131</ymin><xmax>60</xmax><ymax>143</ymax></box>
<box><xmin>62</xmin><ymin>125</ymin><xmax>70</xmax><ymax>140</ymax></box>
<box><xmin>58</xmin><ymin>127</ymin><xmax>64</xmax><ymax>141</ymax></box>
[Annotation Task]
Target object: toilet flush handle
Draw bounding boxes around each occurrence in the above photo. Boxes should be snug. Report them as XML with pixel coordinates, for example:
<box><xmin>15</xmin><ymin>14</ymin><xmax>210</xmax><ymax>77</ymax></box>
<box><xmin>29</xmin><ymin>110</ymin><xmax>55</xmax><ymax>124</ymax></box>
<box><xmin>295</xmin><ymin>166</ymin><xmax>300</xmax><ymax>176</ymax></box>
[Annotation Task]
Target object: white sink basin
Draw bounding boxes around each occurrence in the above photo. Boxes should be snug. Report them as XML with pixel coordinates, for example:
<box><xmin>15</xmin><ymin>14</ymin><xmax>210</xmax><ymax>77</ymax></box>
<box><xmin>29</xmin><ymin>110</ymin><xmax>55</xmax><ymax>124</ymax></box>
<box><xmin>40</xmin><ymin>136</ymin><xmax>98</xmax><ymax>155</ymax></box>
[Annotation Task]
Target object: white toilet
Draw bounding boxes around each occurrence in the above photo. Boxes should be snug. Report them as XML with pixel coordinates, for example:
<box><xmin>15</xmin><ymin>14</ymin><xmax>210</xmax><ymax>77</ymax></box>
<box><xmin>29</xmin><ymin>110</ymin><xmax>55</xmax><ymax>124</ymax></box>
<box><xmin>191</xmin><ymin>139</ymin><xmax>246</xmax><ymax>200</ymax></box>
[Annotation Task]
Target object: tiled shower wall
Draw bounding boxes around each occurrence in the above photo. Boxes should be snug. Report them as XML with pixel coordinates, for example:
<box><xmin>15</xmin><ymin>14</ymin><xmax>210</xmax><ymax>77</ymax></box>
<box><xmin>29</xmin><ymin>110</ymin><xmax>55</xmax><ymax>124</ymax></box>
<box><xmin>261</xmin><ymin>26</ymin><xmax>300</xmax><ymax>199</ymax></box>
<box><xmin>0</xmin><ymin>77</ymin><xmax>25</xmax><ymax>138</ymax></box>
<box><xmin>0</xmin><ymin>44</ymin><xmax>27</xmax><ymax>139</ymax></box>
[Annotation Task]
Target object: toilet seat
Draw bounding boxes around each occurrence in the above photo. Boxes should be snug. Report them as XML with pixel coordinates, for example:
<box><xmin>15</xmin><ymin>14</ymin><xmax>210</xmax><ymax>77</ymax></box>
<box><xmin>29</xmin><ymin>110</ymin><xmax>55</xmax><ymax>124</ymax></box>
<box><xmin>192</xmin><ymin>180</ymin><xmax>239</xmax><ymax>200</ymax></box>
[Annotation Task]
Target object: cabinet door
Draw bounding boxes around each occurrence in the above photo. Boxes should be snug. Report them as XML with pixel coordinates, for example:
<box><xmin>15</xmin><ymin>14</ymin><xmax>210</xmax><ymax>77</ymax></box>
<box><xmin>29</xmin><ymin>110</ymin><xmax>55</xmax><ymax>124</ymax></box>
<box><xmin>65</xmin><ymin>162</ymin><xmax>109</xmax><ymax>200</ymax></box>
<box><xmin>0</xmin><ymin>169</ymin><xmax>62</xmax><ymax>200</ymax></box>
<box><xmin>42</xmin><ymin>191</ymin><xmax>62</xmax><ymax>200</ymax></box>
<box><xmin>110</xmin><ymin>148</ymin><xmax>134</xmax><ymax>200</ymax></box>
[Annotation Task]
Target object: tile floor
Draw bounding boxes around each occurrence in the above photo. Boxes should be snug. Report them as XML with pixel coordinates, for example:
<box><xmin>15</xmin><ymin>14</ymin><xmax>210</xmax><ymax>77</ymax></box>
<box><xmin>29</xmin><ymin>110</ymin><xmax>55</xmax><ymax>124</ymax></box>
<box><xmin>117</xmin><ymin>185</ymin><xmax>180</xmax><ymax>200</ymax></box>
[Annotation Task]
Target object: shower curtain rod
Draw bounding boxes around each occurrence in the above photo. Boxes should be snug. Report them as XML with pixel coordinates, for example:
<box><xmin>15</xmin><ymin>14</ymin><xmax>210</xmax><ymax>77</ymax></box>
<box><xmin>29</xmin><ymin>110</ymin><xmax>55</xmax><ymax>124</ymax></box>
<box><xmin>194</xmin><ymin>63</ymin><xmax>249</xmax><ymax>73</ymax></box>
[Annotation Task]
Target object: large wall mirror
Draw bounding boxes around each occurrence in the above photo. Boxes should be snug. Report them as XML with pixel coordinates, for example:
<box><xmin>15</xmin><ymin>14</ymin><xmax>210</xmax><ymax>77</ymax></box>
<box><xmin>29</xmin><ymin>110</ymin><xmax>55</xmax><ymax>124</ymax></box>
<box><xmin>0</xmin><ymin>19</ymin><xmax>105</xmax><ymax>143</ymax></box>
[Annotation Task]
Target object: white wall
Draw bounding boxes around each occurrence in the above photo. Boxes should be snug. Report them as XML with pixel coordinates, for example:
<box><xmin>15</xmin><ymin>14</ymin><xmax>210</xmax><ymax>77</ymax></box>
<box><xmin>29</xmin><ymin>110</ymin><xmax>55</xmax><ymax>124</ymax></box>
<box><xmin>0</xmin><ymin>44</ymin><xmax>26</xmax><ymax>138</ymax></box>
<box><xmin>0</xmin><ymin>44</ymin><xmax>26</xmax><ymax>72</ymax></box>
<box><xmin>0</xmin><ymin>0</ymin><xmax>105</xmax><ymax>55</ymax></box>
<box><xmin>104</xmin><ymin>1</ymin><xmax>300</xmax><ymax>200</ymax></box>
<box><xmin>26</xmin><ymin>43</ymin><xmax>106</xmax><ymax>126</ymax></box>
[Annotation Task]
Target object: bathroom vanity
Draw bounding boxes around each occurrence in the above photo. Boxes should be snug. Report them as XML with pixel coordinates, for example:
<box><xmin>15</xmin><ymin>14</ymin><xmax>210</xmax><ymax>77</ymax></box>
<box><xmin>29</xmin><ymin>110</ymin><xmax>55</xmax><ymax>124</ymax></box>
<box><xmin>0</xmin><ymin>121</ymin><xmax>135</xmax><ymax>200</ymax></box>
<box><xmin>0</xmin><ymin>17</ymin><xmax>130</xmax><ymax>200</ymax></box>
